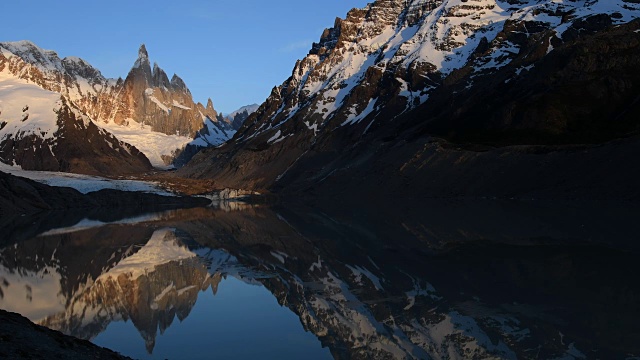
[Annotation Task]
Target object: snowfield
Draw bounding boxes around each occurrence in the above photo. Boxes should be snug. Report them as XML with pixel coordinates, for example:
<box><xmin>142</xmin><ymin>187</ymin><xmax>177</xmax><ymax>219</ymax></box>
<box><xmin>0</xmin><ymin>162</ymin><xmax>173</xmax><ymax>195</ymax></box>
<box><xmin>96</xmin><ymin>118</ymin><xmax>193</xmax><ymax>169</ymax></box>
<box><xmin>0</xmin><ymin>72</ymin><xmax>62</xmax><ymax>141</ymax></box>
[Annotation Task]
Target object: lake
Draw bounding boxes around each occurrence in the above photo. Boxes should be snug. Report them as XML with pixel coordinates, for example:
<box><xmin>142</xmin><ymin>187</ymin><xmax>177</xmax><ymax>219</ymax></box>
<box><xmin>1</xmin><ymin>199</ymin><xmax>639</xmax><ymax>359</ymax></box>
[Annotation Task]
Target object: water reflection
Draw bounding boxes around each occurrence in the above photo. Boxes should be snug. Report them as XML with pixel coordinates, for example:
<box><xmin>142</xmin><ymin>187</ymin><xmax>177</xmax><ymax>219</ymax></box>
<box><xmin>1</xmin><ymin>200</ymin><xmax>639</xmax><ymax>359</ymax></box>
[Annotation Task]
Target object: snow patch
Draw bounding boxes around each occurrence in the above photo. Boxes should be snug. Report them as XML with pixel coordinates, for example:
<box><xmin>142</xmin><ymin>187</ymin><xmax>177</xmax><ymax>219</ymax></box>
<box><xmin>346</xmin><ymin>264</ymin><xmax>384</xmax><ymax>290</ymax></box>
<box><xmin>343</xmin><ymin>98</ymin><xmax>378</xmax><ymax>126</ymax></box>
<box><xmin>304</xmin><ymin>121</ymin><xmax>319</xmax><ymax>135</ymax></box>
<box><xmin>148</xmin><ymin>95</ymin><xmax>170</xmax><ymax>114</ymax></box>
<box><xmin>99</xmin><ymin>228</ymin><xmax>196</xmax><ymax>280</ymax></box>
<box><xmin>0</xmin><ymin>73</ymin><xmax>62</xmax><ymax>141</ymax></box>
<box><xmin>267</xmin><ymin>130</ymin><xmax>283</xmax><ymax>144</ymax></box>
<box><xmin>172</xmin><ymin>100</ymin><xmax>191</xmax><ymax>110</ymax></box>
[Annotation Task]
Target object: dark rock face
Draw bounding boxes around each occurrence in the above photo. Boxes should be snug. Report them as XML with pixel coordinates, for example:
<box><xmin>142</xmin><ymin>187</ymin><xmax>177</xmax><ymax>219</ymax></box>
<box><xmin>0</xmin><ymin>310</ymin><xmax>133</xmax><ymax>360</ymax></box>
<box><xmin>416</xmin><ymin>18</ymin><xmax>640</xmax><ymax>146</ymax></box>
<box><xmin>179</xmin><ymin>2</ymin><xmax>640</xmax><ymax>202</ymax></box>
<box><xmin>231</xmin><ymin>109</ymin><xmax>252</xmax><ymax>130</ymax></box>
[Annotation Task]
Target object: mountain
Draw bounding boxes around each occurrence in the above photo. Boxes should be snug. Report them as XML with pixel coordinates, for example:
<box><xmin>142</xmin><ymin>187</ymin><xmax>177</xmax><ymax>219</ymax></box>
<box><xmin>0</xmin><ymin>41</ymin><xmax>233</xmax><ymax>169</ymax></box>
<box><xmin>0</xmin><ymin>67</ymin><xmax>151</xmax><ymax>175</ymax></box>
<box><xmin>171</xmin><ymin>99</ymin><xmax>238</xmax><ymax>168</ymax></box>
<box><xmin>224</xmin><ymin>104</ymin><xmax>260</xmax><ymax>130</ymax></box>
<box><xmin>171</xmin><ymin>103</ymin><xmax>262</xmax><ymax>168</ymax></box>
<box><xmin>171</xmin><ymin>117</ymin><xmax>236</xmax><ymax>167</ymax></box>
<box><xmin>179</xmin><ymin>0</ymin><xmax>640</xmax><ymax>202</ymax></box>
<box><xmin>113</xmin><ymin>44</ymin><xmax>225</xmax><ymax>139</ymax></box>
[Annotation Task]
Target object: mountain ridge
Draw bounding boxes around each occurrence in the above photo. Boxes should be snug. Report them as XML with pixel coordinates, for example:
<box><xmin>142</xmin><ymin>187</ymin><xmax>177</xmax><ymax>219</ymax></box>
<box><xmin>178</xmin><ymin>0</ymin><xmax>640</xmax><ymax>202</ymax></box>
<box><xmin>0</xmin><ymin>41</ymin><xmax>235</xmax><ymax>169</ymax></box>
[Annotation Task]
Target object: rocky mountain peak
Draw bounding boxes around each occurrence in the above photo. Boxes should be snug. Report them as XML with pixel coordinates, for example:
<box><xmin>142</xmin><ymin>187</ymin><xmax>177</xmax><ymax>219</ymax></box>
<box><xmin>61</xmin><ymin>56</ymin><xmax>105</xmax><ymax>83</ymax></box>
<box><xmin>195</xmin><ymin>98</ymin><xmax>219</xmax><ymax>123</ymax></box>
<box><xmin>170</xmin><ymin>74</ymin><xmax>188</xmax><ymax>92</ymax></box>
<box><xmin>133</xmin><ymin>44</ymin><xmax>151</xmax><ymax>74</ymax></box>
<box><xmin>138</xmin><ymin>44</ymin><xmax>148</xmax><ymax>59</ymax></box>
<box><xmin>152</xmin><ymin>62</ymin><xmax>171</xmax><ymax>88</ymax></box>
<box><xmin>0</xmin><ymin>40</ymin><xmax>65</xmax><ymax>74</ymax></box>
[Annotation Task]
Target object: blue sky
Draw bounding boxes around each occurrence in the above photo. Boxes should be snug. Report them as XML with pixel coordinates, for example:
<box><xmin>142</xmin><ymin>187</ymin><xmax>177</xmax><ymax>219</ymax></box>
<box><xmin>2</xmin><ymin>0</ymin><xmax>368</xmax><ymax>114</ymax></box>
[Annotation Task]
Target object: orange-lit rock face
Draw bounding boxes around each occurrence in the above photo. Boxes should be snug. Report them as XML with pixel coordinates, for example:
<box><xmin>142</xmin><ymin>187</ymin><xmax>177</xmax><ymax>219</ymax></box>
<box><xmin>0</xmin><ymin>41</ymin><xmax>236</xmax><ymax>169</ymax></box>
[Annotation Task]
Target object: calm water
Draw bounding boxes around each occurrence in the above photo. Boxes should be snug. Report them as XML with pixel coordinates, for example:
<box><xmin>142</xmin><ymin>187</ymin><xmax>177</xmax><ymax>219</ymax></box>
<box><xmin>1</xmin><ymin>200</ymin><xmax>639</xmax><ymax>359</ymax></box>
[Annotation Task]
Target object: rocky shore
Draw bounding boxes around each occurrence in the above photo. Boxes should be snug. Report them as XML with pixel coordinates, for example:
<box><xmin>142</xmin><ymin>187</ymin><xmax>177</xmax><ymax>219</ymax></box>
<box><xmin>0</xmin><ymin>310</ymin><xmax>133</xmax><ymax>360</ymax></box>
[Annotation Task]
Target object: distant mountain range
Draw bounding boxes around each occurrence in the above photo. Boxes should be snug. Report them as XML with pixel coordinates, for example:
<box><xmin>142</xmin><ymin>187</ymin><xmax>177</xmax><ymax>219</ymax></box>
<box><xmin>179</xmin><ymin>0</ymin><xmax>640</xmax><ymax>201</ymax></box>
<box><xmin>0</xmin><ymin>41</ymin><xmax>247</xmax><ymax>173</ymax></box>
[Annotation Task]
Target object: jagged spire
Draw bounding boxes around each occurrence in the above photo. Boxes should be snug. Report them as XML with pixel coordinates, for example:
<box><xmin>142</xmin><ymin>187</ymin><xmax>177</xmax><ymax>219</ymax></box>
<box><xmin>133</xmin><ymin>44</ymin><xmax>151</xmax><ymax>75</ymax></box>
<box><xmin>138</xmin><ymin>44</ymin><xmax>148</xmax><ymax>59</ymax></box>
<box><xmin>170</xmin><ymin>73</ymin><xmax>189</xmax><ymax>93</ymax></box>
<box><xmin>152</xmin><ymin>62</ymin><xmax>170</xmax><ymax>88</ymax></box>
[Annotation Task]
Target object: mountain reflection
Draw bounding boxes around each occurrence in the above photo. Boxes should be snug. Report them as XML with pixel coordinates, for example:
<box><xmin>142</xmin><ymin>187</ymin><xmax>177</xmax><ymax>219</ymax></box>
<box><xmin>1</xmin><ymin>200</ymin><xmax>639</xmax><ymax>359</ymax></box>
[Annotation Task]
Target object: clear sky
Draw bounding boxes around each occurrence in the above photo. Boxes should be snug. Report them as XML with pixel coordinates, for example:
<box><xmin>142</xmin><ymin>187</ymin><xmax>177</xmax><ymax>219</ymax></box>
<box><xmin>1</xmin><ymin>0</ymin><xmax>369</xmax><ymax>114</ymax></box>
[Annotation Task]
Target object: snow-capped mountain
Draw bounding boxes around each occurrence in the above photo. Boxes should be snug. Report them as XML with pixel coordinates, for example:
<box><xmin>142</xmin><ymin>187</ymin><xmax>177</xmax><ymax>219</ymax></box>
<box><xmin>0</xmin><ymin>70</ymin><xmax>151</xmax><ymax>175</ymax></box>
<box><xmin>0</xmin><ymin>41</ymin><xmax>233</xmax><ymax>169</ymax></box>
<box><xmin>237</xmin><ymin>0</ymin><xmax>639</xmax><ymax>135</ymax></box>
<box><xmin>180</xmin><ymin>0</ymin><xmax>640</xmax><ymax>199</ymax></box>
<box><xmin>170</xmin><ymin>103</ymin><xmax>263</xmax><ymax>167</ymax></box>
<box><xmin>171</xmin><ymin>116</ymin><xmax>236</xmax><ymax>167</ymax></box>
<box><xmin>224</xmin><ymin>104</ymin><xmax>260</xmax><ymax>130</ymax></box>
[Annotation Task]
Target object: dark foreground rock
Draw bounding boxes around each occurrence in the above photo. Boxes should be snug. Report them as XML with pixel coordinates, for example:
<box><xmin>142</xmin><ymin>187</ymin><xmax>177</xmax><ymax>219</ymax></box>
<box><xmin>0</xmin><ymin>310</ymin><xmax>132</xmax><ymax>360</ymax></box>
<box><xmin>0</xmin><ymin>170</ymin><xmax>88</xmax><ymax>215</ymax></box>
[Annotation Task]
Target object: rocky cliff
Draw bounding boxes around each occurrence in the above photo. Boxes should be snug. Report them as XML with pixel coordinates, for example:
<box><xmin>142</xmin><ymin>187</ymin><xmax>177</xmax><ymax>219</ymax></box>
<box><xmin>112</xmin><ymin>45</ymin><xmax>219</xmax><ymax>137</ymax></box>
